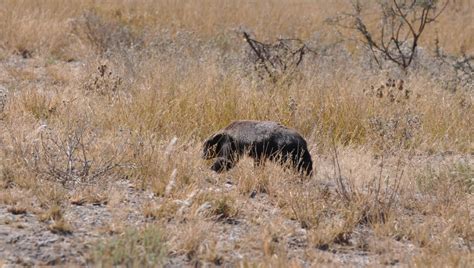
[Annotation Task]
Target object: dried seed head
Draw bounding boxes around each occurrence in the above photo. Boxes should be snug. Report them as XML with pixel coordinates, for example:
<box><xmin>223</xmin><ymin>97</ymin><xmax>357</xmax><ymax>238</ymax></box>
<box><xmin>405</xmin><ymin>89</ymin><xmax>411</xmax><ymax>99</ymax></box>
<box><xmin>376</xmin><ymin>87</ymin><xmax>383</xmax><ymax>98</ymax></box>
<box><xmin>398</xmin><ymin>80</ymin><xmax>404</xmax><ymax>91</ymax></box>
<box><xmin>389</xmin><ymin>91</ymin><xmax>395</xmax><ymax>103</ymax></box>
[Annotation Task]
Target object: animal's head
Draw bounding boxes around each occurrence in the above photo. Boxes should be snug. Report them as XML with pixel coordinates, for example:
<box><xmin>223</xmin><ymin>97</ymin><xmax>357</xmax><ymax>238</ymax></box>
<box><xmin>202</xmin><ymin>133</ymin><xmax>235</xmax><ymax>160</ymax></box>
<box><xmin>211</xmin><ymin>157</ymin><xmax>234</xmax><ymax>173</ymax></box>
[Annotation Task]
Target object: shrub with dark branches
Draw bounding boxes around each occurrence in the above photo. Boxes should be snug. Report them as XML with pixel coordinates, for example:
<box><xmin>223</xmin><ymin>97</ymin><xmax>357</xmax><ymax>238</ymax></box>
<box><xmin>243</xmin><ymin>31</ymin><xmax>316</xmax><ymax>83</ymax></box>
<box><xmin>434</xmin><ymin>38</ymin><xmax>474</xmax><ymax>90</ymax></box>
<box><xmin>30</xmin><ymin>124</ymin><xmax>130</xmax><ymax>188</ymax></box>
<box><xmin>331</xmin><ymin>0</ymin><xmax>449</xmax><ymax>71</ymax></box>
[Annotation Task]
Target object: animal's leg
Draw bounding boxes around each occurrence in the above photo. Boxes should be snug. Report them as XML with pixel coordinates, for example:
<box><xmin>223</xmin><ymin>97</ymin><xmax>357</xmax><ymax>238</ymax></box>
<box><xmin>294</xmin><ymin>150</ymin><xmax>313</xmax><ymax>176</ymax></box>
<box><xmin>211</xmin><ymin>157</ymin><xmax>237</xmax><ymax>173</ymax></box>
<box><xmin>249</xmin><ymin>144</ymin><xmax>267</xmax><ymax>168</ymax></box>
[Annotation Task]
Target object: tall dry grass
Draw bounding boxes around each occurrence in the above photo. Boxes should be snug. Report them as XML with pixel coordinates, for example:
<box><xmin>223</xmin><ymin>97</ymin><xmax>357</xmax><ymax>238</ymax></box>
<box><xmin>0</xmin><ymin>0</ymin><xmax>472</xmax><ymax>266</ymax></box>
<box><xmin>0</xmin><ymin>0</ymin><xmax>472</xmax><ymax>58</ymax></box>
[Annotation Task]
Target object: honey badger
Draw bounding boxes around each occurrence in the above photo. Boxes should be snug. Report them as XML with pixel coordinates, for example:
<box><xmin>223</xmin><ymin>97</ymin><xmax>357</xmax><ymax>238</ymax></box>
<box><xmin>202</xmin><ymin>120</ymin><xmax>313</xmax><ymax>176</ymax></box>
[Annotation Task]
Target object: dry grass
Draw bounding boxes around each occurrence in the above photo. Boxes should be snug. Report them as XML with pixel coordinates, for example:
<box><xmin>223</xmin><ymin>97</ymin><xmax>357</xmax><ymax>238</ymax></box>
<box><xmin>0</xmin><ymin>0</ymin><xmax>472</xmax><ymax>56</ymax></box>
<box><xmin>91</xmin><ymin>225</ymin><xmax>167</xmax><ymax>267</ymax></box>
<box><xmin>0</xmin><ymin>0</ymin><xmax>472</xmax><ymax>266</ymax></box>
<box><xmin>39</xmin><ymin>204</ymin><xmax>73</xmax><ymax>234</ymax></box>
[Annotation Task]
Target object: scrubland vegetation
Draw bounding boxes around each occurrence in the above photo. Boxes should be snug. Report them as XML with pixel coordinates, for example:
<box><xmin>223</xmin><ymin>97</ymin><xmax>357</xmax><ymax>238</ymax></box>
<box><xmin>0</xmin><ymin>0</ymin><xmax>472</xmax><ymax>266</ymax></box>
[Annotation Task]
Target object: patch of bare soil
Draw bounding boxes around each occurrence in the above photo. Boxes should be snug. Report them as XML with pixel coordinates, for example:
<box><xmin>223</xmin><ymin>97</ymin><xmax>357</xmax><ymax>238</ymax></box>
<box><xmin>0</xmin><ymin>180</ymin><xmax>147</xmax><ymax>266</ymax></box>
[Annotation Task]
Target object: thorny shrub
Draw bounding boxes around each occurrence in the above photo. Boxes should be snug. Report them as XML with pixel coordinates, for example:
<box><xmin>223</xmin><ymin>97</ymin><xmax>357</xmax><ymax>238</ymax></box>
<box><xmin>3</xmin><ymin>120</ymin><xmax>131</xmax><ymax>189</ymax></box>
<box><xmin>243</xmin><ymin>31</ymin><xmax>316</xmax><ymax>84</ymax></box>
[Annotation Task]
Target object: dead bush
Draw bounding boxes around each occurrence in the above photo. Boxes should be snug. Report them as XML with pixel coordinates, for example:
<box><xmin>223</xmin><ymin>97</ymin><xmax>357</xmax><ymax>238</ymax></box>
<box><xmin>331</xmin><ymin>0</ymin><xmax>449</xmax><ymax>71</ymax></box>
<box><xmin>36</xmin><ymin>124</ymin><xmax>129</xmax><ymax>188</ymax></box>
<box><xmin>243</xmin><ymin>31</ymin><xmax>316</xmax><ymax>84</ymax></box>
<box><xmin>84</xmin><ymin>62</ymin><xmax>123</xmax><ymax>96</ymax></box>
<box><xmin>434</xmin><ymin>38</ymin><xmax>474</xmax><ymax>91</ymax></box>
<box><xmin>3</xmin><ymin>120</ymin><xmax>132</xmax><ymax>189</ymax></box>
<box><xmin>70</xmin><ymin>10</ymin><xmax>143</xmax><ymax>56</ymax></box>
<box><xmin>368</xmin><ymin>111</ymin><xmax>422</xmax><ymax>153</ymax></box>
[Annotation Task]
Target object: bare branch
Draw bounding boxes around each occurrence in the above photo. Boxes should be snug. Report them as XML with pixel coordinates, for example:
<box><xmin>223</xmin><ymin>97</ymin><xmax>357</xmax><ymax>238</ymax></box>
<box><xmin>336</xmin><ymin>0</ymin><xmax>449</xmax><ymax>71</ymax></box>
<box><xmin>243</xmin><ymin>31</ymin><xmax>316</xmax><ymax>83</ymax></box>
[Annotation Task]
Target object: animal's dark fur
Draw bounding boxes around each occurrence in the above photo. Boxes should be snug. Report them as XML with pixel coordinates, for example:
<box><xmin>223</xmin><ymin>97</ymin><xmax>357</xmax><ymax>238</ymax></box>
<box><xmin>202</xmin><ymin>120</ymin><xmax>313</xmax><ymax>176</ymax></box>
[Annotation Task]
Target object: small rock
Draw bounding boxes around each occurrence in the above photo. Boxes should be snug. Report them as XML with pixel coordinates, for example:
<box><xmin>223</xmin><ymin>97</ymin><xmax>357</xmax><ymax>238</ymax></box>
<box><xmin>224</xmin><ymin>180</ymin><xmax>234</xmax><ymax>188</ymax></box>
<box><xmin>250</xmin><ymin>190</ymin><xmax>257</xmax><ymax>198</ymax></box>
<box><xmin>38</xmin><ymin>237</ymin><xmax>58</xmax><ymax>247</ymax></box>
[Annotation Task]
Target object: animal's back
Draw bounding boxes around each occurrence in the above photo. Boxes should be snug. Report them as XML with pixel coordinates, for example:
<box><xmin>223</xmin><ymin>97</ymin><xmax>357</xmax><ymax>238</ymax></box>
<box><xmin>224</xmin><ymin>120</ymin><xmax>296</xmax><ymax>144</ymax></box>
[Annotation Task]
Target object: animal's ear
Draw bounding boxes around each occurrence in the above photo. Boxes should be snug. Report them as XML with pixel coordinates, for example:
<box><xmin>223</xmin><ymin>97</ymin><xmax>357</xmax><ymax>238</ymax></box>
<box><xmin>203</xmin><ymin>133</ymin><xmax>227</xmax><ymax>159</ymax></box>
<box><xmin>203</xmin><ymin>133</ymin><xmax>225</xmax><ymax>149</ymax></box>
